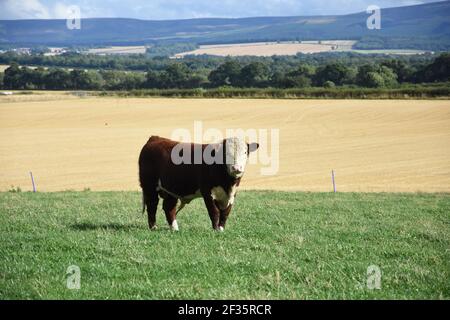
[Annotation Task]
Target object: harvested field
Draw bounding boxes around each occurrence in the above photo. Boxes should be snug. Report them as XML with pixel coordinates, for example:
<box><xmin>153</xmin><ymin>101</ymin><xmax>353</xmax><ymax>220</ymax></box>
<box><xmin>0</xmin><ymin>96</ymin><xmax>449</xmax><ymax>192</ymax></box>
<box><xmin>173</xmin><ymin>41</ymin><xmax>429</xmax><ymax>57</ymax></box>
<box><xmin>174</xmin><ymin>41</ymin><xmax>356</xmax><ymax>57</ymax></box>
<box><xmin>86</xmin><ymin>46</ymin><xmax>147</xmax><ymax>55</ymax></box>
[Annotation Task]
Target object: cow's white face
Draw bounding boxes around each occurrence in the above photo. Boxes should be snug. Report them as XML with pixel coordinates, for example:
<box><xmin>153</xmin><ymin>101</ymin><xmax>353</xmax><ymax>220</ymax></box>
<box><xmin>224</xmin><ymin>137</ymin><xmax>259</xmax><ymax>178</ymax></box>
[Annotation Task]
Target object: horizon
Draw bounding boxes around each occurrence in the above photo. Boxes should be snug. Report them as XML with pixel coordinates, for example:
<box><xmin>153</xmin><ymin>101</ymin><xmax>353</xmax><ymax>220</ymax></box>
<box><xmin>0</xmin><ymin>0</ymin><xmax>446</xmax><ymax>21</ymax></box>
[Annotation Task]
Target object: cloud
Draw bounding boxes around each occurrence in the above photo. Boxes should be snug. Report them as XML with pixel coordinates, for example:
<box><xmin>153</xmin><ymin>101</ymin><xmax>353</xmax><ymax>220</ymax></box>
<box><xmin>0</xmin><ymin>0</ymin><xmax>50</xmax><ymax>19</ymax></box>
<box><xmin>0</xmin><ymin>0</ymin><xmax>442</xmax><ymax>20</ymax></box>
<box><xmin>52</xmin><ymin>2</ymin><xmax>74</xmax><ymax>19</ymax></box>
<box><xmin>104</xmin><ymin>0</ymin><xmax>444</xmax><ymax>19</ymax></box>
<box><xmin>0</xmin><ymin>0</ymin><xmax>107</xmax><ymax>20</ymax></box>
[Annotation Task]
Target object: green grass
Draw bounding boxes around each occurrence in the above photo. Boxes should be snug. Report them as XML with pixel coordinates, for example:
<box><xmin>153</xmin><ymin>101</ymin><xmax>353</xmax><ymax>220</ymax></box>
<box><xmin>0</xmin><ymin>191</ymin><xmax>449</xmax><ymax>300</ymax></box>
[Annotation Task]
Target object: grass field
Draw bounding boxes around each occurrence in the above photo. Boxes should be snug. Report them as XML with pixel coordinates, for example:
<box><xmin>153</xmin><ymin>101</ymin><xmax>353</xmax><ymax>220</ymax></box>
<box><xmin>0</xmin><ymin>191</ymin><xmax>448</xmax><ymax>299</ymax></box>
<box><xmin>0</xmin><ymin>96</ymin><xmax>449</xmax><ymax>192</ymax></box>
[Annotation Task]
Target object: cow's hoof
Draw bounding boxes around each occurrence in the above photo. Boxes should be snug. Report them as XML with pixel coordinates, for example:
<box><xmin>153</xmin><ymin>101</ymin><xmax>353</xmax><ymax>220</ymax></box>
<box><xmin>218</xmin><ymin>226</ymin><xmax>224</xmax><ymax>232</ymax></box>
<box><xmin>171</xmin><ymin>220</ymin><xmax>179</xmax><ymax>231</ymax></box>
<box><xmin>150</xmin><ymin>225</ymin><xmax>158</xmax><ymax>231</ymax></box>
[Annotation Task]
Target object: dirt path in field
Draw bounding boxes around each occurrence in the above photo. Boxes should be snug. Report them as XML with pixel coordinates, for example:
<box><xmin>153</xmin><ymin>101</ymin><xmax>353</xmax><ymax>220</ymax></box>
<box><xmin>1</xmin><ymin>96</ymin><xmax>449</xmax><ymax>192</ymax></box>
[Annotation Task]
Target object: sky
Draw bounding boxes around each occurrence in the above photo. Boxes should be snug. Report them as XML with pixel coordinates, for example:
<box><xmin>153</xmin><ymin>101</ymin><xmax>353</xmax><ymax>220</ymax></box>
<box><xmin>0</xmin><ymin>0</ymin><xmax>445</xmax><ymax>20</ymax></box>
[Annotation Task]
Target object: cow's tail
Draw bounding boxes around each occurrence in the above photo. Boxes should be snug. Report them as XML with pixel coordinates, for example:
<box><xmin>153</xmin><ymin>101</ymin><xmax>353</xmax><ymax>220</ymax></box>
<box><xmin>141</xmin><ymin>191</ymin><xmax>146</xmax><ymax>215</ymax></box>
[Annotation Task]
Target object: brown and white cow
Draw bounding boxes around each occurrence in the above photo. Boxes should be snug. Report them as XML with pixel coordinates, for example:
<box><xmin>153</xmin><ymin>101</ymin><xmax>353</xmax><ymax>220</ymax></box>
<box><xmin>138</xmin><ymin>136</ymin><xmax>259</xmax><ymax>231</ymax></box>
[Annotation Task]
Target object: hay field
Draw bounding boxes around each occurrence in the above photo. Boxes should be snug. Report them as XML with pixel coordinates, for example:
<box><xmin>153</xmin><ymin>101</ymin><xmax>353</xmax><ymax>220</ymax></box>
<box><xmin>86</xmin><ymin>46</ymin><xmax>147</xmax><ymax>55</ymax></box>
<box><xmin>174</xmin><ymin>41</ymin><xmax>356</xmax><ymax>57</ymax></box>
<box><xmin>0</xmin><ymin>91</ymin><xmax>81</xmax><ymax>103</ymax></box>
<box><xmin>173</xmin><ymin>41</ymin><xmax>426</xmax><ymax>57</ymax></box>
<box><xmin>0</xmin><ymin>96</ymin><xmax>449</xmax><ymax>192</ymax></box>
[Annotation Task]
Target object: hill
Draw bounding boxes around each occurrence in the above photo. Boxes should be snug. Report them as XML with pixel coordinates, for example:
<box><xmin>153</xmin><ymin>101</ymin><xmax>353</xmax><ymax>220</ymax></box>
<box><xmin>0</xmin><ymin>1</ymin><xmax>449</xmax><ymax>50</ymax></box>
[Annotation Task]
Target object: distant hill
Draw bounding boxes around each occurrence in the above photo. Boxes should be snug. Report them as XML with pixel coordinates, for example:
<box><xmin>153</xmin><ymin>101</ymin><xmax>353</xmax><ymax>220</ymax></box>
<box><xmin>0</xmin><ymin>1</ymin><xmax>449</xmax><ymax>50</ymax></box>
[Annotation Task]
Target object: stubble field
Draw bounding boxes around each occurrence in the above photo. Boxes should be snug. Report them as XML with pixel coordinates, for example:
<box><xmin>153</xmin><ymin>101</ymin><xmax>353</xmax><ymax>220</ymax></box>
<box><xmin>0</xmin><ymin>95</ymin><xmax>449</xmax><ymax>193</ymax></box>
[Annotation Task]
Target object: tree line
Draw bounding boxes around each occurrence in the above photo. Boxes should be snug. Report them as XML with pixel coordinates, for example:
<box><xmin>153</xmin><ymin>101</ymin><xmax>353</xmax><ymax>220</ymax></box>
<box><xmin>0</xmin><ymin>50</ymin><xmax>438</xmax><ymax>72</ymax></box>
<box><xmin>1</xmin><ymin>53</ymin><xmax>449</xmax><ymax>91</ymax></box>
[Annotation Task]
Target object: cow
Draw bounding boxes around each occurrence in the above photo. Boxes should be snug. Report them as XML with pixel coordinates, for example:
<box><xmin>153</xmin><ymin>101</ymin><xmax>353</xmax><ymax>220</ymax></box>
<box><xmin>138</xmin><ymin>136</ymin><xmax>259</xmax><ymax>231</ymax></box>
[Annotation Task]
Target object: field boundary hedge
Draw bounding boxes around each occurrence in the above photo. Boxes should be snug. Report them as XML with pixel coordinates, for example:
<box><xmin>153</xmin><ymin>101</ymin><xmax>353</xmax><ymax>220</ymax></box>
<box><xmin>95</xmin><ymin>86</ymin><xmax>450</xmax><ymax>99</ymax></box>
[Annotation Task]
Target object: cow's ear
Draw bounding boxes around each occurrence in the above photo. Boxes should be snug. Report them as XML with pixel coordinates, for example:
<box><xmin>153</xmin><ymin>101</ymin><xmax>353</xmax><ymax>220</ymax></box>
<box><xmin>248</xmin><ymin>142</ymin><xmax>259</xmax><ymax>153</ymax></box>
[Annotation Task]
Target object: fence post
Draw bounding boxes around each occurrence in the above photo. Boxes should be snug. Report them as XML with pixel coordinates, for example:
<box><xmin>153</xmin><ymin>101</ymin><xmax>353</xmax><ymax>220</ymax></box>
<box><xmin>30</xmin><ymin>171</ymin><xmax>36</xmax><ymax>192</ymax></box>
<box><xmin>332</xmin><ymin>170</ymin><xmax>336</xmax><ymax>193</ymax></box>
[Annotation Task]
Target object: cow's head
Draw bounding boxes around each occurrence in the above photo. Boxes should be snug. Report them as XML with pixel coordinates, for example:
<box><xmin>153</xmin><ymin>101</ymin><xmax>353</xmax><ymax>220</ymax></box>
<box><xmin>223</xmin><ymin>137</ymin><xmax>259</xmax><ymax>178</ymax></box>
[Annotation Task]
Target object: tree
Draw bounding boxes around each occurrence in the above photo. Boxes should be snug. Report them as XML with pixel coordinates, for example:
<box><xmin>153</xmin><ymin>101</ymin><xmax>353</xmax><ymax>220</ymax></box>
<box><xmin>3</xmin><ymin>63</ymin><xmax>22</xmax><ymax>89</ymax></box>
<box><xmin>101</xmin><ymin>70</ymin><xmax>121</xmax><ymax>90</ymax></box>
<box><xmin>356</xmin><ymin>64</ymin><xmax>398</xmax><ymax>88</ymax></box>
<box><xmin>70</xmin><ymin>69</ymin><xmax>103</xmax><ymax>90</ymax></box>
<box><xmin>314</xmin><ymin>63</ymin><xmax>351</xmax><ymax>86</ymax></box>
<box><xmin>378</xmin><ymin>66</ymin><xmax>398</xmax><ymax>87</ymax></box>
<box><xmin>3</xmin><ymin>64</ymin><xmax>49</xmax><ymax>89</ymax></box>
<box><xmin>282</xmin><ymin>74</ymin><xmax>311</xmax><ymax>88</ymax></box>
<box><xmin>101</xmin><ymin>70</ymin><xmax>145</xmax><ymax>90</ymax></box>
<box><xmin>421</xmin><ymin>53</ymin><xmax>450</xmax><ymax>82</ymax></box>
<box><xmin>120</xmin><ymin>72</ymin><xmax>145</xmax><ymax>90</ymax></box>
<box><xmin>19</xmin><ymin>67</ymin><xmax>39</xmax><ymax>89</ymax></box>
<box><xmin>160</xmin><ymin>63</ymin><xmax>190</xmax><ymax>88</ymax></box>
<box><xmin>381</xmin><ymin>59</ymin><xmax>412</xmax><ymax>83</ymax></box>
<box><xmin>185</xmin><ymin>74</ymin><xmax>207</xmax><ymax>89</ymax></box>
<box><xmin>45</xmin><ymin>68</ymin><xmax>72</xmax><ymax>89</ymax></box>
<box><xmin>323</xmin><ymin>81</ymin><xmax>335</xmax><ymax>88</ymax></box>
<box><xmin>208</xmin><ymin>60</ymin><xmax>241</xmax><ymax>87</ymax></box>
<box><xmin>145</xmin><ymin>70</ymin><xmax>162</xmax><ymax>89</ymax></box>
<box><xmin>32</xmin><ymin>67</ymin><xmax>48</xmax><ymax>89</ymax></box>
<box><xmin>270</xmin><ymin>71</ymin><xmax>286</xmax><ymax>88</ymax></box>
<box><xmin>280</xmin><ymin>64</ymin><xmax>314</xmax><ymax>88</ymax></box>
<box><xmin>239</xmin><ymin>62</ymin><xmax>269</xmax><ymax>87</ymax></box>
<box><xmin>365</xmin><ymin>72</ymin><xmax>385</xmax><ymax>88</ymax></box>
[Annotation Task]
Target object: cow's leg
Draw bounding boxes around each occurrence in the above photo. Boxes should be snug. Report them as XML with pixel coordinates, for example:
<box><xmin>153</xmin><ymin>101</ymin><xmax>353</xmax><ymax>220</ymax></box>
<box><xmin>218</xmin><ymin>205</ymin><xmax>232</xmax><ymax>231</ymax></box>
<box><xmin>202</xmin><ymin>194</ymin><xmax>220</xmax><ymax>231</ymax></box>
<box><xmin>163</xmin><ymin>196</ymin><xmax>179</xmax><ymax>231</ymax></box>
<box><xmin>144</xmin><ymin>189</ymin><xmax>159</xmax><ymax>230</ymax></box>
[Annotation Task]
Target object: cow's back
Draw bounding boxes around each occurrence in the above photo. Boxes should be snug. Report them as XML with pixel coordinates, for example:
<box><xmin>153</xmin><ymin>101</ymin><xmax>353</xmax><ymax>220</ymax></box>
<box><xmin>140</xmin><ymin>136</ymin><xmax>176</xmax><ymax>164</ymax></box>
<box><xmin>138</xmin><ymin>136</ymin><xmax>202</xmax><ymax>196</ymax></box>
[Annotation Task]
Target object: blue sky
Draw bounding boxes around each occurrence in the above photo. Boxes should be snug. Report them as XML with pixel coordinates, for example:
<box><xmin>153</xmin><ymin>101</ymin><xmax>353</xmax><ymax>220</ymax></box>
<box><xmin>0</xmin><ymin>0</ymin><xmax>444</xmax><ymax>20</ymax></box>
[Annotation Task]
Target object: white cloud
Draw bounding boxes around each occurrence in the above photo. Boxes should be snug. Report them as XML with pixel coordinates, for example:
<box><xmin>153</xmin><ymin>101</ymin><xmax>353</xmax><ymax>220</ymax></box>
<box><xmin>52</xmin><ymin>2</ymin><xmax>72</xmax><ymax>19</ymax></box>
<box><xmin>0</xmin><ymin>0</ymin><xmax>99</xmax><ymax>20</ymax></box>
<box><xmin>112</xmin><ymin>0</ymin><xmax>440</xmax><ymax>19</ymax></box>
<box><xmin>0</xmin><ymin>0</ymin><xmax>441</xmax><ymax>20</ymax></box>
<box><xmin>0</xmin><ymin>0</ymin><xmax>50</xmax><ymax>19</ymax></box>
